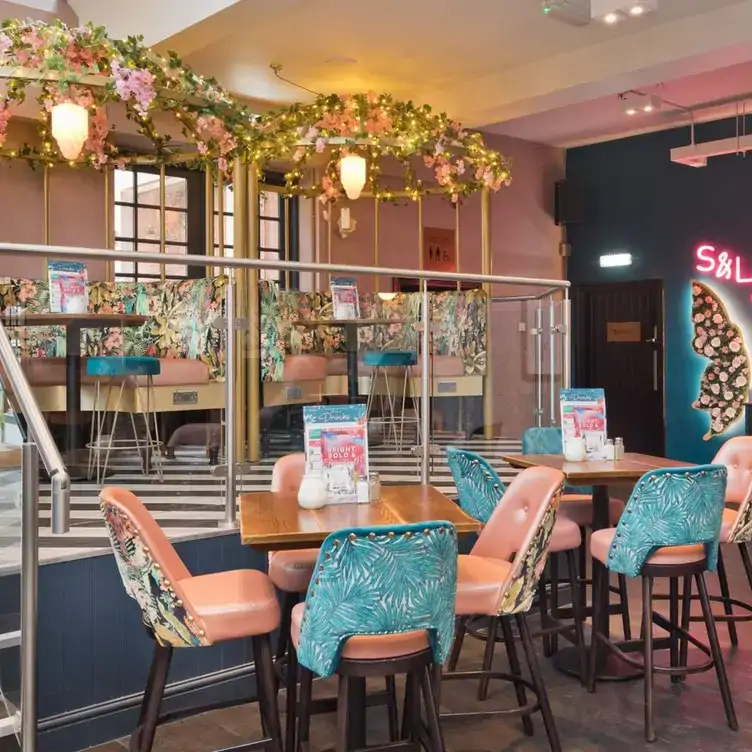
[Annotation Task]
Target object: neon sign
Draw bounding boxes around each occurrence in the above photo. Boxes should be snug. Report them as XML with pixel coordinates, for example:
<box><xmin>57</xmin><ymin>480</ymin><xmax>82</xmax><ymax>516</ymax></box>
<box><xmin>695</xmin><ymin>244</ymin><xmax>752</xmax><ymax>285</ymax></box>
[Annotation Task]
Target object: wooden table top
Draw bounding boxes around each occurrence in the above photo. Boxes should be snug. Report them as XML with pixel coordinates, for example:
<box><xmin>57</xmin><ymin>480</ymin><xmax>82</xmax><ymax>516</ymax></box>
<box><xmin>502</xmin><ymin>452</ymin><xmax>693</xmax><ymax>485</ymax></box>
<box><xmin>239</xmin><ymin>484</ymin><xmax>479</xmax><ymax>550</ymax></box>
<box><xmin>291</xmin><ymin>318</ymin><xmax>406</xmax><ymax>328</ymax></box>
<box><xmin>1</xmin><ymin>313</ymin><xmax>147</xmax><ymax>328</ymax></box>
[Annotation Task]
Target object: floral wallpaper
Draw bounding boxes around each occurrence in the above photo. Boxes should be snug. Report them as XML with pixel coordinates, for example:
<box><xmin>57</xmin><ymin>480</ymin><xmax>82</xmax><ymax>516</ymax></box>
<box><xmin>259</xmin><ymin>281</ymin><xmax>487</xmax><ymax>382</ymax></box>
<box><xmin>691</xmin><ymin>280</ymin><xmax>750</xmax><ymax>440</ymax></box>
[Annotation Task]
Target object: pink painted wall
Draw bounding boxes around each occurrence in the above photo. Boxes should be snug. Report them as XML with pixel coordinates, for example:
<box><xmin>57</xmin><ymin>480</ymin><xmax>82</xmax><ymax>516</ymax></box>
<box><xmin>315</xmin><ymin>133</ymin><xmax>566</xmax><ymax>437</ymax></box>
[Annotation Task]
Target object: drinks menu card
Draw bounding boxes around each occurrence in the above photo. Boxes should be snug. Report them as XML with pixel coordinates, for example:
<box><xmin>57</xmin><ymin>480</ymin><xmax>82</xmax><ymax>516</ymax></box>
<box><xmin>304</xmin><ymin>404</ymin><xmax>369</xmax><ymax>504</ymax></box>
<box><xmin>48</xmin><ymin>261</ymin><xmax>88</xmax><ymax>314</ymax></box>
<box><xmin>560</xmin><ymin>388</ymin><xmax>608</xmax><ymax>460</ymax></box>
<box><xmin>331</xmin><ymin>277</ymin><xmax>360</xmax><ymax>320</ymax></box>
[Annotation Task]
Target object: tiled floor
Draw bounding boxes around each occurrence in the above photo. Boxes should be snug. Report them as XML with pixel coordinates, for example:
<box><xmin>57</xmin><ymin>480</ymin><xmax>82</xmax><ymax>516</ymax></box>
<box><xmin>89</xmin><ymin>567</ymin><xmax>752</xmax><ymax>752</ymax></box>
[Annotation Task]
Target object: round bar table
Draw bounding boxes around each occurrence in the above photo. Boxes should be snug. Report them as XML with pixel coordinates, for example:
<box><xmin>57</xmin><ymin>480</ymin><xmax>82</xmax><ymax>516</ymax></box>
<box><xmin>2</xmin><ymin>312</ymin><xmax>148</xmax><ymax>478</ymax></box>
<box><xmin>291</xmin><ymin>319</ymin><xmax>406</xmax><ymax>403</ymax></box>
<box><xmin>502</xmin><ymin>451</ymin><xmax>693</xmax><ymax>683</ymax></box>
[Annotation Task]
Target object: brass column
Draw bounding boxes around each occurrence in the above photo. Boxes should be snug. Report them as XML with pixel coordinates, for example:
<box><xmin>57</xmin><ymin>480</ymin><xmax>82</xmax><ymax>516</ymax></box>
<box><xmin>481</xmin><ymin>187</ymin><xmax>493</xmax><ymax>440</ymax></box>
<box><xmin>105</xmin><ymin>169</ymin><xmax>113</xmax><ymax>281</ymax></box>
<box><xmin>42</xmin><ymin>164</ymin><xmax>50</xmax><ymax>269</ymax></box>
<box><xmin>232</xmin><ymin>159</ymin><xmax>249</xmax><ymax>460</ymax></box>
<box><xmin>159</xmin><ymin>164</ymin><xmax>166</xmax><ymax>283</ymax></box>
<box><xmin>372</xmin><ymin>198</ymin><xmax>379</xmax><ymax>293</ymax></box>
<box><xmin>247</xmin><ymin>163</ymin><xmax>261</xmax><ymax>462</ymax></box>
<box><xmin>455</xmin><ymin>200</ymin><xmax>461</xmax><ymax>291</ymax></box>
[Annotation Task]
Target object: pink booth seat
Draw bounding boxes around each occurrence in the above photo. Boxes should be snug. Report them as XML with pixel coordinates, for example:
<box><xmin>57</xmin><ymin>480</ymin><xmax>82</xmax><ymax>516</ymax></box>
<box><xmin>590</xmin><ymin>529</ymin><xmax>707</xmax><ymax>567</ymax></box>
<box><xmin>282</xmin><ymin>354</ymin><xmax>328</xmax><ymax>382</ymax></box>
<box><xmin>21</xmin><ymin>356</ymin><xmax>210</xmax><ymax>387</ymax></box>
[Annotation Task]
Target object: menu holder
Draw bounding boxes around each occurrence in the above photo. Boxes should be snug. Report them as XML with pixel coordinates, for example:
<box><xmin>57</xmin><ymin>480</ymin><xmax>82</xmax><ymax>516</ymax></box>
<box><xmin>304</xmin><ymin>404</ymin><xmax>369</xmax><ymax>504</ymax></box>
<box><xmin>331</xmin><ymin>277</ymin><xmax>360</xmax><ymax>320</ymax></box>
<box><xmin>48</xmin><ymin>261</ymin><xmax>88</xmax><ymax>314</ymax></box>
<box><xmin>560</xmin><ymin>388</ymin><xmax>608</xmax><ymax>460</ymax></box>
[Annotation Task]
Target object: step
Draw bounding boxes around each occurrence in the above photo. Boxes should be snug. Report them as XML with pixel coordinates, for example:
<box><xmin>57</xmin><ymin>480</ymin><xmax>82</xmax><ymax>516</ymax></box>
<box><xmin>0</xmin><ymin>631</ymin><xmax>20</xmax><ymax>651</ymax></box>
<box><xmin>0</xmin><ymin>704</ymin><xmax>19</xmax><ymax>740</ymax></box>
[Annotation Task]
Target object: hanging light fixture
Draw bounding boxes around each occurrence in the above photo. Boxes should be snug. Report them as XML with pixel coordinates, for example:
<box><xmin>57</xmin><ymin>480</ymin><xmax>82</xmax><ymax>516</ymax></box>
<box><xmin>51</xmin><ymin>102</ymin><xmax>89</xmax><ymax>160</ymax></box>
<box><xmin>339</xmin><ymin>153</ymin><xmax>366</xmax><ymax>200</ymax></box>
<box><xmin>377</xmin><ymin>292</ymin><xmax>397</xmax><ymax>301</ymax></box>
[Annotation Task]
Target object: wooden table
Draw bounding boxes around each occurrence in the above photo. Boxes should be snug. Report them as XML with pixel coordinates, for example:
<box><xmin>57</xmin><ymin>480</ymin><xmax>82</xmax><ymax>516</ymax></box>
<box><xmin>502</xmin><ymin>452</ymin><xmax>693</xmax><ymax>682</ymax></box>
<box><xmin>291</xmin><ymin>318</ymin><xmax>407</xmax><ymax>403</ymax></box>
<box><xmin>2</xmin><ymin>312</ymin><xmax>148</xmax><ymax>478</ymax></box>
<box><xmin>239</xmin><ymin>483</ymin><xmax>479</xmax><ymax>551</ymax></box>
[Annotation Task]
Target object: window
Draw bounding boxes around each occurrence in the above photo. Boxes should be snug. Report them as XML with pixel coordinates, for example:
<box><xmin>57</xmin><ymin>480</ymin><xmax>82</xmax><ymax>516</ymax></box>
<box><xmin>114</xmin><ymin>168</ymin><xmax>298</xmax><ymax>287</ymax></box>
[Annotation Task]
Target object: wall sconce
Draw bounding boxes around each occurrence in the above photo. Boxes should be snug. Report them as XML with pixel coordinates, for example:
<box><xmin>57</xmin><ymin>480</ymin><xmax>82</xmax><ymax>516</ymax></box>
<box><xmin>337</xmin><ymin>207</ymin><xmax>357</xmax><ymax>239</ymax></box>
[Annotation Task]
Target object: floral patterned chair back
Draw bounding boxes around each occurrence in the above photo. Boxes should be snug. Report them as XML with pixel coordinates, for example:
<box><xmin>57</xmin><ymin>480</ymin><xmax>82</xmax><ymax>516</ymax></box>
<box><xmin>713</xmin><ymin>437</ymin><xmax>752</xmax><ymax>543</ymax></box>
<box><xmin>296</xmin><ymin>521</ymin><xmax>458</xmax><ymax>678</ymax></box>
<box><xmin>100</xmin><ymin>487</ymin><xmax>209</xmax><ymax>648</ymax></box>
<box><xmin>446</xmin><ymin>447</ymin><xmax>505</xmax><ymax>524</ymax></box>
<box><xmin>522</xmin><ymin>426</ymin><xmax>590</xmax><ymax>495</ymax></box>
<box><xmin>606</xmin><ymin>465</ymin><xmax>727</xmax><ymax>578</ymax></box>
<box><xmin>471</xmin><ymin>466</ymin><xmax>564</xmax><ymax>615</ymax></box>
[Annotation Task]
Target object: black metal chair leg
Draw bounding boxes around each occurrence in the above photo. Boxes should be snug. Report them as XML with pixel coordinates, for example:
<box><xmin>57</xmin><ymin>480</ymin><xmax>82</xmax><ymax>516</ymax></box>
<box><xmin>669</xmin><ymin>577</ymin><xmax>679</xmax><ymax>684</ymax></box>
<box><xmin>578</xmin><ymin>527</ymin><xmax>588</xmax><ymax>613</ymax></box>
<box><xmin>716</xmin><ymin>547</ymin><xmax>739</xmax><ymax>646</ymax></box>
<box><xmin>385</xmin><ymin>675</ymin><xmax>399</xmax><ymax>742</ymax></box>
<box><xmin>285</xmin><ymin>645</ymin><xmax>298</xmax><ymax>752</ymax></box>
<box><xmin>587</xmin><ymin>564</ymin><xmax>602</xmax><ymax>693</ymax></box>
<box><xmin>335</xmin><ymin>675</ymin><xmax>350</xmax><ymax>752</ymax></box>
<box><xmin>678</xmin><ymin>575</ymin><xmax>692</xmax><ymax>683</ymax></box>
<box><xmin>138</xmin><ymin>643</ymin><xmax>173</xmax><ymax>752</ymax></box>
<box><xmin>402</xmin><ymin>670</ymin><xmax>420</xmax><ymax>742</ymax></box>
<box><xmin>255</xmin><ymin>635</ymin><xmax>284</xmax><ymax>752</ymax></box>
<box><xmin>297</xmin><ymin>668</ymin><xmax>313</xmax><ymax>750</ymax></box>
<box><xmin>499</xmin><ymin>616</ymin><xmax>534</xmax><ymax>737</ymax></box>
<box><xmin>421</xmin><ymin>665</ymin><xmax>446</xmax><ymax>752</ymax></box>
<box><xmin>618</xmin><ymin>574</ymin><xmax>632</xmax><ymax>640</ymax></box>
<box><xmin>538</xmin><ymin>577</ymin><xmax>552</xmax><ymax>658</ymax></box>
<box><xmin>565</xmin><ymin>549</ymin><xmax>587</xmax><ymax>684</ymax></box>
<box><xmin>695</xmin><ymin>572</ymin><xmax>739</xmax><ymax>732</ymax></box>
<box><xmin>136</xmin><ymin>641</ymin><xmax>161</xmax><ymax>727</ymax></box>
<box><xmin>516</xmin><ymin>613</ymin><xmax>562</xmax><ymax>752</ymax></box>
<box><xmin>642</xmin><ymin>576</ymin><xmax>655</xmax><ymax>743</ymax></box>
<box><xmin>276</xmin><ymin>592</ymin><xmax>299</xmax><ymax>662</ymax></box>
<box><xmin>550</xmin><ymin>554</ymin><xmax>560</xmax><ymax>655</ymax></box>
<box><xmin>477</xmin><ymin>616</ymin><xmax>498</xmax><ymax>701</ymax></box>
<box><xmin>740</xmin><ymin>542</ymin><xmax>752</xmax><ymax>591</ymax></box>
<box><xmin>447</xmin><ymin>616</ymin><xmax>467</xmax><ymax>672</ymax></box>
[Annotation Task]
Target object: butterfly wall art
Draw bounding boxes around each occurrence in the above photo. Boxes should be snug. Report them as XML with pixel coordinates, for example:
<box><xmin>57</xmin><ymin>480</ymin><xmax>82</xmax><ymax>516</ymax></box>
<box><xmin>691</xmin><ymin>280</ymin><xmax>750</xmax><ymax>439</ymax></box>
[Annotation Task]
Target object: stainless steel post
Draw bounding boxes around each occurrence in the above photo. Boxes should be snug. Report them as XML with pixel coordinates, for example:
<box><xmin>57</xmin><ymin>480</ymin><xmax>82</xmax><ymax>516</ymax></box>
<box><xmin>549</xmin><ymin>294</ymin><xmax>557</xmax><ymax>425</ymax></box>
<box><xmin>223</xmin><ymin>275</ymin><xmax>236</xmax><ymax>528</ymax></box>
<box><xmin>420</xmin><ymin>281</ymin><xmax>431</xmax><ymax>484</ymax></box>
<box><xmin>562</xmin><ymin>288</ymin><xmax>571</xmax><ymax>389</ymax></box>
<box><xmin>21</xmin><ymin>442</ymin><xmax>39</xmax><ymax>752</ymax></box>
<box><xmin>535</xmin><ymin>301</ymin><xmax>543</xmax><ymax>427</ymax></box>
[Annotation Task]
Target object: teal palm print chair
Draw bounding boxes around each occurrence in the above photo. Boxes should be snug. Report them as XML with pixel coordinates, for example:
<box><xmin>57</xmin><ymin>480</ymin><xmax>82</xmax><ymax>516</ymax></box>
<box><xmin>587</xmin><ymin>465</ymin><xmax>738</xmax><ymax>742</ymax></box>
<box><xmin>286</xmin><ymin>521</ymin><xmax>458</xmax><ymax>752</ymax></box>
<box><xmin>446</xmin><ymin>445</ymin><xmax>586</xmax><ymax>678</ymax></box>
<box><xmin>522</xmin><ymin>427</ymin><xmax>631</xmax><ymax>651</ymax></box>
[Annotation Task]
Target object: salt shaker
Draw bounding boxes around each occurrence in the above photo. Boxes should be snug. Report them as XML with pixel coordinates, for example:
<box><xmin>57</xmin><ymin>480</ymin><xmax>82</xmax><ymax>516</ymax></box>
<box><xmin>604</xmin><ymin>439</ymin><xmax>615</xmax><ymax>460</ymax></box>
<box><xmin>369</xmin><ymin>471</ymin><xmax>381</xmax><ymax>502</ymax></box>
<box><xmin>615</xmin><ymin>437</ymin><xmax>625</xmax><ymax>460</ymax></box>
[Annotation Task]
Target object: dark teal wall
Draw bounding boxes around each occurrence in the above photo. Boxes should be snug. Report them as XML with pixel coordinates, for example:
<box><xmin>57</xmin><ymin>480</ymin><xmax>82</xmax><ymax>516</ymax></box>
<box><xmin>567</xmin><ymin>117</ymin><xmax>752</xmax><ymax>463</ymax></box>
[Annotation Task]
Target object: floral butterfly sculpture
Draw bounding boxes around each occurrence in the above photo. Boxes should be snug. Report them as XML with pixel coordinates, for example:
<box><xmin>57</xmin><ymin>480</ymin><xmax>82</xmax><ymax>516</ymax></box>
<box><xmin>691</xmin><ymin>280</ymin><xmax>750</xmax><ymax>439</ymax></box>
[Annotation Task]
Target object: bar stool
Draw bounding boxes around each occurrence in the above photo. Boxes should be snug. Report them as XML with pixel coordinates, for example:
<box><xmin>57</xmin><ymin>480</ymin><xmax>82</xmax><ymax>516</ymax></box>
<box><xmin>522</xmin><ymin>427</ymin><xmax>631</xmax><ymax>651</ymax></box>
<box><xmin>87</xmin><ymin>356</ymin><xmax>163</xmax><ymax>483</ymax></box>
<box><xmin>364</xmin><ymin>350</ymin><xmax>420</xmax><ymax>450</ymax></box>
<box><xmin>287</xmin><ymin>521</ymin><xmax>458</xmax><ymax>752</ymax></box>
<box><xmin>446</xmin><ymin>447</ymin><xmax>586</xmax><ymax>686</ymax></box>
<box><xmin>587</xmin><ymin>465</ymin><xmax>738</xmax><ymax>742</ymax></box>
<box><xmin>99</xmin><ymin>488</ymin><xmax>283</xmax><ymax>752</ymax></box>
<box><xmin>442</xmin><ymin>465</ymin><xmax>566</xmax><ymax>752</ymax></box>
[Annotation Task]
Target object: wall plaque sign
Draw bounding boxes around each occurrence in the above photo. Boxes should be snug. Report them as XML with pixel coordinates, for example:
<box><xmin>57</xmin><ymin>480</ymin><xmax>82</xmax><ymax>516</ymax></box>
<box><xmin>606</xmin><ymin>321</ymin><xmax>641</xmax><ymax>342</ymax></box>
<box><xmin>423</xmin><ymin>226</ymin><xmax>456</xmax><ymax>272</ymax></box>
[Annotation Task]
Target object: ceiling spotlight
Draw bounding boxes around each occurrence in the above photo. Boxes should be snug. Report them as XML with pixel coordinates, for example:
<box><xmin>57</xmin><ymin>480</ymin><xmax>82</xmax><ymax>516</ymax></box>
<box><xmin>629</xmin><ymin>4</ymin><xmax>645</xmax><ymax>14</ymax></box>
<box><xmin>620</xmin><ymin>91</ymin><xmax>661</xmax><ymax>116</ymax></box>
<box><xmin>591</xmin><ymin>0</ymin><xmax>658</xmax><ymax>23</ymax></box>
<box><xmin>604</xmin><ymin>12</ymin><xmax>620</xmax><ymax>23</ymax></box>
<box><xmin>625</xmin><ymin>107</ymin><xmax>638</xmax><ymax>116</ymax></box>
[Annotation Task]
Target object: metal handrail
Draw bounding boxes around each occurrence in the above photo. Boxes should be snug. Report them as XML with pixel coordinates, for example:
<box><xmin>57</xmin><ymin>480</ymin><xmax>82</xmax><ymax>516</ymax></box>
<box><xmin>0</xmin><ymin>320</ymin><xmax>70</xmax><ymax>534</ymax></box>
<box><xmin>0</xmin><ymin>241</ymin><xmax>570</xmax><ymax>289</ymax></box>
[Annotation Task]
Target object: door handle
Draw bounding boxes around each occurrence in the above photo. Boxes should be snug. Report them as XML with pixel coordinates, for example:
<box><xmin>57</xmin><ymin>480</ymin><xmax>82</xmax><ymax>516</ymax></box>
<box><xmin>653</xmin><ymin>350</ymin><xmax>659</xmax><ymax>392</ymax></box>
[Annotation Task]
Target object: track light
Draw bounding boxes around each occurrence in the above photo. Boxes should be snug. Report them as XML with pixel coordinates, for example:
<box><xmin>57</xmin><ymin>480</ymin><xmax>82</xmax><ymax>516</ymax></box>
<box><xmin>591</xmin><ymin>0</ymin><xmax>657</xmax><ymax>24</ymax></box>
<box><xmin>620</xmin><ymin>91</ymin><xmax>661</xmax><ymax>117</ymax></box>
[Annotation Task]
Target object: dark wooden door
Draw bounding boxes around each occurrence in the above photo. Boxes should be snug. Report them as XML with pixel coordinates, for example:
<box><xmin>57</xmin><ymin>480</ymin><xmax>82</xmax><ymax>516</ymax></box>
<box><xmin>573</xmin><ymin>279</ymin><xmax>665</xmax><ymax>456</ymax></box>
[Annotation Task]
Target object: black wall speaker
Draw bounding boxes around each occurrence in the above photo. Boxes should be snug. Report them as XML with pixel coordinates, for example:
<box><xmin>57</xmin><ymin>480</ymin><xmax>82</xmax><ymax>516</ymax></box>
<box><xmin>554</xmin><ymin>180</ymin><xmax>584</xmax><ymax>226</ymax></box>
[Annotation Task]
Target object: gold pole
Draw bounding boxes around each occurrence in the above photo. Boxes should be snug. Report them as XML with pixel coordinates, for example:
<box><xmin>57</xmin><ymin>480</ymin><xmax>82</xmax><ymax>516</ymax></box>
<box><xmin>284</xmin><ymin>198</ymin><xmax>291</xmax><ymax>290</ymax></box>
<box><xmin>104</xmin><ymin>168</ymin><xmax>113</xmax><ymax>281</ymax></box>
<box><xmin>217</xmin><ymin>171</ymin><xmax>225</xmax><ymax>258</ymax></box>
<box><xmin>159</xmin><ymin>164</ymin><xmax>166</xmax><ymax>283</ymax></box>
<box><xmin>455</xmin><ymin>200</ymin><xmax>461</xmax><ymax>291</ymax></box>
<box><xmin>326</xmin><ymin>205</ymin><xmax>333</xmax><ymax>285</ymax></box>
<box><xmin>42</xmin><ymin>164</ymin><xmax>50</xmax><ymax>269</ymax></box>
<box><xmin>481</xmin><ymin>186</ymin><xmax>493</xmax><ymax>440</ymax></box>
<box><xmin>313</xmin><ymin>170</ymin><xmax>321</xmax><ymax>291</ymax></box>
<box><xmin>247</xmin><ymin>163</ymin><xmax>261</xmax><ymax>462</ymax></box>
<box><xmin>373</xmin><ymin>198</ymin><xmax>379</xmax><ymax>293</ymax></box>
<box><xmin>232</xmin><ymin>158</ymin><xmax>249</xmax><ymax>461</ymax></box>
<box><xmin>204</xmin><ymin>168</ymin><xmax>215</xmax><ymax>274</ymax></box>
<box><xmin>417</xmin><ymin>197</ymin><xmax>424</xmax><ymax>271</ymax></box>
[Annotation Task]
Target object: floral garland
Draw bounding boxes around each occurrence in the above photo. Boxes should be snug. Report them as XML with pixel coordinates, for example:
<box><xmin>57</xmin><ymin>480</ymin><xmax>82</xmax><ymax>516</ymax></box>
<box><xmin>0</xmin><ymin>19</ymin><xmax>252</xmax><ymax>172</ymax></box>
<box><xmin>691</xmin><ymin>280</ymin><xmax>750</xmax><ymax>439</ymax></box>
<box><xmin>249</xmin><ymin>92</ymin><xmax>512</xmax><ymax>204</ymax></box>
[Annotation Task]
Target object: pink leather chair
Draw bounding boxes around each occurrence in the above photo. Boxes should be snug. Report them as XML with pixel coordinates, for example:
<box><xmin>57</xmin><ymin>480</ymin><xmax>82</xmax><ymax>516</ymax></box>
<box><xmin>100</xmin><ymin>488</ymin><xmax>283</xmax><ymax>752</ymax></box>
<box><xmin>268</xmin><ymin>454</ymin><xmax>320</xmax><ymax>667</ymax></box>
<box><xmin>443</xmin><ymin>465</ymin><xmax>566</xmax><ymax>751</ymax></box>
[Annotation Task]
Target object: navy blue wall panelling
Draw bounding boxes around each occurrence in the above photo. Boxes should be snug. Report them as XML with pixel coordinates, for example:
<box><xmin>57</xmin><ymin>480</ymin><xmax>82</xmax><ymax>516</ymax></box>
<box><xmin>567</xmin><ymin>117</ymin><xmax>752</xmax><ymax>462</ymax></box>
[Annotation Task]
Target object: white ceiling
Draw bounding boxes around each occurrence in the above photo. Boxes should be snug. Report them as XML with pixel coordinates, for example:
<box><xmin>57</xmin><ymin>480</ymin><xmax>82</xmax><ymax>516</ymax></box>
<box><xmin>64</xmin><ymin>0</ymin><xmax>752</xmax><ymax>146</ymax></box>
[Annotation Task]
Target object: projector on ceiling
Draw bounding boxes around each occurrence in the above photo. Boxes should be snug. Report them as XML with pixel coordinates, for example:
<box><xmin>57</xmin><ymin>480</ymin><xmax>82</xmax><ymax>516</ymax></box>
<box><xmin>541</xmin><ymin>0</ymin><xmax>592</xmax><ymax>26</ymax></box>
